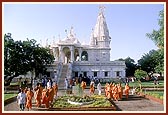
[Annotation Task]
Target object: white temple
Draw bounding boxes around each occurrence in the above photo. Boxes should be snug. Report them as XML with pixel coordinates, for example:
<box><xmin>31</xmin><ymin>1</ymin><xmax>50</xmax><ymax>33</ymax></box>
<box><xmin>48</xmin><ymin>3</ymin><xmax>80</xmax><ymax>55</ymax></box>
<box><xmin>46</xmin><ymin>6</ymin><xmax>126</xmax><ymax>84</ymax></box>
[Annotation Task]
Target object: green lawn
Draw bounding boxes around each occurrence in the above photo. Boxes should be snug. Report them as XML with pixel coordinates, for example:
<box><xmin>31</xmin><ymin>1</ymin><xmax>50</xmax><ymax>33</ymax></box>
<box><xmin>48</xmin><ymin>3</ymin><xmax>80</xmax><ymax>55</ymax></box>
<box><xmin>121</xmin><ymin>80</ymin><xmax>164</xmax><ymax>88</ymax></box>
<box><xmin>10</xmin><ymin>82</ymin><xmax>19</xmax><ymax>86</ymax></box>
<box><xmin>4</xmin><ymin>93</ymin><xmax>17</xmax><ymax>101</ymax></box>
<box><xmin>144</xmin><ymin>90</ymin><xmax>164</xmax><ymax>99</ymax></box>
<box><xmin>85</xmin><ymin>80</ymin><xmax>164</xmax><ymax>89</ymax></box>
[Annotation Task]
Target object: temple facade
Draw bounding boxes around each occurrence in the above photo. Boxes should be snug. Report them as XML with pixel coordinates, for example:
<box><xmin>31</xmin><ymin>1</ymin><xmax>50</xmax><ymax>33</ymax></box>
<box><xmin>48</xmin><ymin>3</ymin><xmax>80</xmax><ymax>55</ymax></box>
<box><xmin>47</xmin><ymin>6</ymin><xmax>126</xmax><ymax>81</ymax></box>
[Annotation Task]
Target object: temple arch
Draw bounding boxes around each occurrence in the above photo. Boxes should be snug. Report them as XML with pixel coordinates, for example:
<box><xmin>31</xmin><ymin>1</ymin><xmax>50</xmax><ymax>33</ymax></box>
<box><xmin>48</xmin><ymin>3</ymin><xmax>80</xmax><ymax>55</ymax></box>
<box><xmin>74</xmin><ymin>48</ymin><xmax>79</xmax><ymax>61</ymax></box>
<box><xmin>81</xmin><ymin>51</ymin><xmax>88</xmax><ymax>61</ymax></box>
<box><xmin>62</xmin><ymin>47</ymin><xmax>71</xmax><ymax>63</ymax></box>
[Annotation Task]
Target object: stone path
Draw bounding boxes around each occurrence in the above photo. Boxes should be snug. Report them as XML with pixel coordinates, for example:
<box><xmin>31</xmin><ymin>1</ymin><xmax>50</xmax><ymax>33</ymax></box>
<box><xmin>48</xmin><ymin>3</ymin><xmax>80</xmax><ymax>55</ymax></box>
<box><xmin>3</xmin><ymin>89</ymin><xmax>164</xmax><ymax>112</ymax></box>
<box><xmin>113</xmin><ymin>95</ymin><xmax>164</xmax><ymax>111</ymax></box>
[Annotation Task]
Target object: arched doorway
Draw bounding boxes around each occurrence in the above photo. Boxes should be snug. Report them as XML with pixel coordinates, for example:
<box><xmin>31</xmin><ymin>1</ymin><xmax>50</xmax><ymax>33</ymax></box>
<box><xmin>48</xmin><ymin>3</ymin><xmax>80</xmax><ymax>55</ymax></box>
<box><xmin>63</xmin><ymin>47</ymin><xmax>71</xmax><ymax>63</ymax></box>
<box><xmin>74</xmin><ymin>49</ymin><xmax>79</xmax><ymax>61</ymax></box>
<box><xmin>81</xmin><ymin>51</ymin><xmax>88</xmax><ymax>61</ymax></box>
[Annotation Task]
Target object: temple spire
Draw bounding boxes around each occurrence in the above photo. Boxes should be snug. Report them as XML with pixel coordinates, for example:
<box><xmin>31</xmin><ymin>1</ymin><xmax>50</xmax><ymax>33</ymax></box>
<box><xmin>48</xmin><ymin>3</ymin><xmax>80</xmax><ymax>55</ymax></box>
<box><xmin>99</xmin><ymin>5</ymin><xmax>105</xmax><ymax>14</ymax></box>
<box><xmin>90</xmin><ymin>5</ymin><xmax>111</xmax><ymax>48</ymax></box>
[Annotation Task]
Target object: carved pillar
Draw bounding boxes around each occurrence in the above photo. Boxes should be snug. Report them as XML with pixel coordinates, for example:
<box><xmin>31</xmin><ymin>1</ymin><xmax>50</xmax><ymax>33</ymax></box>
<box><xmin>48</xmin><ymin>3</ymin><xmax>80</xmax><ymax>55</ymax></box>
<box><xmin>55</xmin><ymin>48</ymin><xmax>59</xmax><ymax>61</ymax></box>
<box><xmin>70</xmin><ymin>46</ymin><xmax>74</xmax><ymax>62</ymax></box>
<box><xmin>59</xmin><ymin>47</ymin><xmax>63</xmax><ymax>62</ymax></box>
<box><xmin>79</xmin><ymin>48</ymin><xmax>82</xmax><ymax>61</ymax></box>
<box><xmin>70</xmin><ymin>50</ymin><xmax>74</xmax><ymax>62</ymax></box>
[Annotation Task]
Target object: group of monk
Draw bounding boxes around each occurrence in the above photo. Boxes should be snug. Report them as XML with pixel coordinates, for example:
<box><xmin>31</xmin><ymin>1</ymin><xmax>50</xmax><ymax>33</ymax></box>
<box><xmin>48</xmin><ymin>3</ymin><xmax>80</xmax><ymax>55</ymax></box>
<box><xmin>80</xmin><ymin>80</ymin><xmax>95</xmax><ymax>95</ymax></box>
<box><xmin>81</xmin><ymin>81</ymin><xmax>87</xmax><ymax>90</ymax></box>
<box><xmin>104</xmin><ymin>82</ymin><xmax>130</xmax><ymax>101</ymax></box>
<box><xmin>87</xmin><ymin>80</ymin><xmax>130</xmax><ymax>99</ymax></box>
<box><xmin>20</xmin><ymin>82</ymin><xmax>58</xmax><ymax>110</ymax></box>
<box><xmin>20</xmin><ymin>79</ymin><xmax>130</xmax><ymax>110</ymax></box>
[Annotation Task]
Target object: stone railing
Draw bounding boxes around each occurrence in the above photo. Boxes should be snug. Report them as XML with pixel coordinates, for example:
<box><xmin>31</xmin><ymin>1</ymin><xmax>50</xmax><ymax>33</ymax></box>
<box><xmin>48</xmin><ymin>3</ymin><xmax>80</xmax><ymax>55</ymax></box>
<box><xmin>73</xmin><ymin>61</ymin><xmax>125</xmax><ymax>66</ymax></box>
<box><xmin>56</xmin><ymin>62</ymin><xmax>63</xmax><ymax>83</ymax></box>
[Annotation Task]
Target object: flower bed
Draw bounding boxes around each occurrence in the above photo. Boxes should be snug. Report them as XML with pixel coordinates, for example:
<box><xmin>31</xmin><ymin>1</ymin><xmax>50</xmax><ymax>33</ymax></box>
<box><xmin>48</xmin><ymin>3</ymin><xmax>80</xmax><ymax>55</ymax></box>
<box><xmin>51</xmin><ymin>95</ymin><xmax>116</xmax><ymax>111</ymax></box>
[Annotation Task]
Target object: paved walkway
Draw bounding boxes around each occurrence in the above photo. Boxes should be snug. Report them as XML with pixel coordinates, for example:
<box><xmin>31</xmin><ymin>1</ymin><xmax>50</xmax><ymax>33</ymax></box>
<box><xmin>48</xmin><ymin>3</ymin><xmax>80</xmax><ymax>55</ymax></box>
<box><xmin>3</xmin><ymin>89</ymin><xmax>164</xmax><ymax>112</ymax></box>
<box><xmin>113</xmin><ymin>95</ymin><xmax>164</xmax><ymax>111</ymax></box>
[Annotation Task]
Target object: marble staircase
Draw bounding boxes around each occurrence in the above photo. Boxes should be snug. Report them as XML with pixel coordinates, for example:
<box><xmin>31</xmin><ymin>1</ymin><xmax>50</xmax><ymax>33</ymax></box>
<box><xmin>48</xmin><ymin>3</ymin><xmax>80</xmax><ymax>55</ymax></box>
<box><xmin>58</xmin><ymin>64</ymin><xmax>68</xmax><ymax>90</ymax></box>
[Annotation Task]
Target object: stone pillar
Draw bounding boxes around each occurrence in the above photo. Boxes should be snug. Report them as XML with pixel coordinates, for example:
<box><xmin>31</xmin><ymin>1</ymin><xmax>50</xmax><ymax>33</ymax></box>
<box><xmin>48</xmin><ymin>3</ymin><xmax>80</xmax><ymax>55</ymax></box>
<box><xmin>79</xmin><ymin>48</ymin><xmax>82</xmax><ymax>61</ymax></box>
<box><xmin>71</xmin><ymin>50</ymin><xmax>74</xmax><ymax>62</ymax></box>
<box><xmin>55</xmin><ymin>48</ymin><xmax>59</xmax><ymax>61</ymax></box>
<box><xmin>112</xmin><ymin>71</ymin><xmax>115</xmax><ymax>78</ymax></box>
<box><xmin>70</xmin><ymin>47</ymin><xmax>74</xmax><ymax>62</ymax></box>
<box><xmin>122</xmin><ymin>70</ymin><xmax>126</xmax><ymax>78</ymax></box>
<box><xmin>99</xmin><ymin>68</ymin><xmax>102</xmax><ymax>78</ymax></box>
<box><xmin>59</xmin><ymin>47</ymin><xmax>63</xmax><ymax>62</ymax></box>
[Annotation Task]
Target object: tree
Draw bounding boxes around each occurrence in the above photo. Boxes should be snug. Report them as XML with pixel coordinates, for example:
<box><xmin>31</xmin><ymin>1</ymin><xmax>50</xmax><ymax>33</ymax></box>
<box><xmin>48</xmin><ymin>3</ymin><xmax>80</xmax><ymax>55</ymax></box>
<box><xmin>152</xmin><ymin>49</ymin><xmax>164</xmax><ymax>76</ymax></box>
<box><xmin>4</xmin><ymin>33</ymin><xmax>54</xmax><ymax>85</ymax></box>
<box><xmin>138</xmin><ymin>49</ymin><xmax>164</xmax><ymax>77</ymax></box>
<box><xmin>134</xmin><ymin>69</ymin><xmax>148</xmax><ymax>91</ymax></box>
<box><xmin>146</xmin><ymin>9</ymin><xmax>164</xmax><ymax>75</ymax></box>
<box><xmin>138</xmin><ymin>50</ymin><xmax>157</xmax><ymax>75</ymax></box>
<box><xmin>117</xmin><ymin>57</ymin><xmax>137</xmax><ymax>77</ymax></box>
<box><xmin>134</xmin><ymin>69</ymin><xmax>148</xmax><ymax>81</ymax></box>
<box><xmin>146</xmin><ymin>10</ymin><xmax>164</xmax><ymax>49</ymax></box>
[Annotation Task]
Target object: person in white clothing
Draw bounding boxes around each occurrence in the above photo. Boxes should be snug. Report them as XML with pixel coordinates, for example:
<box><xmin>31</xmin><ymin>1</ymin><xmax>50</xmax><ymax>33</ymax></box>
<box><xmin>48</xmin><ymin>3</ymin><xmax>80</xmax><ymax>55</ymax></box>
<box><xmin>97</xmin><ymin>82</ymin><xmax>102</xmax><ymax>95</ymax></box>
<box><xmin>17</xmin><ymin>88</ymin><xmax>26</xmax><ymax>111</ymax></box>
<box><xmin>47</xmin><ymin>79</ymin><xmax>52</xmax><ymax>89</ymax></box>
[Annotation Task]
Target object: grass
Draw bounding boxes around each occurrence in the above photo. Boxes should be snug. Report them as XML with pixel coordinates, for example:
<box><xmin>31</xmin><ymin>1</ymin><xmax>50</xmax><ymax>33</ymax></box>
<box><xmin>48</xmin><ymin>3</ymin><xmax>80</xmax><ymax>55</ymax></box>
<box><xmin>4</xmin><ymin>93</ymin><xmax>17</xmax><ymax>101</ymax></box>
<box><xmin>121</xmin><ymin>80</ymin><xmax>164</xmax><ymax>88</ymax></box>
<box><xmin>10</xmin><ymin>82</ymin><xmax>19</xmax><ymax>86</ymax></box>
<box><xmin>144</xmin><ymin>90</ymin><xmax>164</xmax><ymax>100</ymax></box>
<box><xmin>84</xmin><ymin>80</ymin><xmax>164</xmax><ymax>89</ymax></box>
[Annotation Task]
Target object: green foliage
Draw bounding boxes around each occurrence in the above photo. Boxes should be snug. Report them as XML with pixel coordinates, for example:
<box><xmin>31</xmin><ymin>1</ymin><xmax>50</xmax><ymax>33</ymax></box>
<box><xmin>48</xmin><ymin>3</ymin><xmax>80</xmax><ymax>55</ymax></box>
<box><xmin>4</xmin><ymin>93</ymin><xmax>17</xmax><ymax>101</ymax></box>
<box><xmin>138</xmin><ymin>49</ymin><xmax>164</xmax><ymax>76</ymax></box>
<box><xmin>154</xmin><ymin>49</ymin><xmax>164</xmax><ymax>75</ymax></box>
<box><xmin>117</xmin><ymin>57</ymin><xmax>137</xmax><ymax>77</ymax></box>
<box><xmin>145</xmin><ymin>91</ymin><xmax>164</xmax><ymax>100</ymax></box>
<box><xmin>145</xmin><ymin>9</ymin><xmax>164</xmax><ymax>75</ymax></box>
<box><xmin>146</xmin><ymin>10</ymin><xmax>164</xmax><ymax>49</ymax></box>
<box><xmin>134</xmin><ymin>69</ymin><xmax>148</xmax><ymax>80</ymax></box>
<box><xmin>4</xmin><ymin>33</ymin><xmax>54</xmax><ymax>85</ymax></box>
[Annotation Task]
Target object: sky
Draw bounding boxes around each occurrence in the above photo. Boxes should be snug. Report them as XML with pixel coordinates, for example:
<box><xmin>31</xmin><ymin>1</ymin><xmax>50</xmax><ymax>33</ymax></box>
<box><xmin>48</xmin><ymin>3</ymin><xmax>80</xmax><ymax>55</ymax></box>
<box><xmin>3</xmin><ymin>2</ymin><xmax>164</xmax><ymax>63</ymax></box>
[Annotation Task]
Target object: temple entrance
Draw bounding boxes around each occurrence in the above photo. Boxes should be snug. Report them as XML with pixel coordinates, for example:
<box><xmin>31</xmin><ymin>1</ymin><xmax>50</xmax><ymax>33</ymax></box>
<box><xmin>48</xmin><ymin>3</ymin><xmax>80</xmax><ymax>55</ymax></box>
<box><xmin>74</xmin><ymin>49</ymin><xmax>79</xmax><ymax>61</ymax></box>
<box><xmin>63</xmin><ymin>47</ymin><xmax>71</xmax><ymax>63</ymax></box>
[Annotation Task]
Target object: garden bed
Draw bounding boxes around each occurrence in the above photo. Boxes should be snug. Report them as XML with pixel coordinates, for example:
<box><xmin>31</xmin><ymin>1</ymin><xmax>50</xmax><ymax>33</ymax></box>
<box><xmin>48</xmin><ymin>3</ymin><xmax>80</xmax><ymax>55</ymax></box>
<box><xmin>137</xmin><ymin>92</ymin><xmax>163</xmax><ymax>104</ymax></box>
<box><xmin>50</xmin><ymin>95</ymin><xmax>116</xmax><ymax>111</ymax></box>
<box><xmin>54</xmin><ymin>106</ymin><xmax>116</xmax><ymax>111</ymax></box>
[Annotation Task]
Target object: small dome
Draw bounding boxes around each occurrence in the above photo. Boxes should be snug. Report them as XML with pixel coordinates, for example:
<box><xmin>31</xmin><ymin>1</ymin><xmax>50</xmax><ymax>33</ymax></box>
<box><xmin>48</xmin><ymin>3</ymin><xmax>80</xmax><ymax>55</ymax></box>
<box><xmin>73</xmin><ymin>38</ymin><xmax>81</xmax><ymax>45</ymax></box>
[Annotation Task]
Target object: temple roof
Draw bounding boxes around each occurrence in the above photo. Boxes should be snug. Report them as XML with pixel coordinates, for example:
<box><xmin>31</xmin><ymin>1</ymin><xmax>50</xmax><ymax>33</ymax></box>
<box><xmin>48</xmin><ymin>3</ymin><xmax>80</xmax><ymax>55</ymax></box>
<box><xmin>93</xmin><ymin>6</ymin><xmax>109</xmax><ymax>40</ymax></box>
<box><xmin>58</xmin><ymin>26</ymin><xmax>81</xmax><ymax>45</ymax></box>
